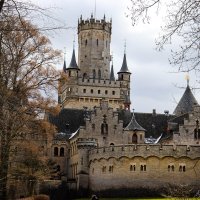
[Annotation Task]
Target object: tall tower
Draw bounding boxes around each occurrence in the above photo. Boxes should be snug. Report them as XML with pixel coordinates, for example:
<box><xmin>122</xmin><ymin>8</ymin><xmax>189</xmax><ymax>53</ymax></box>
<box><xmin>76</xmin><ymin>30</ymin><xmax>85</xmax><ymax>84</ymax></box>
<box><xmin>78</xmin><ymin>15</ymin><xmax>112</xmax><ymax>80</ymax></box>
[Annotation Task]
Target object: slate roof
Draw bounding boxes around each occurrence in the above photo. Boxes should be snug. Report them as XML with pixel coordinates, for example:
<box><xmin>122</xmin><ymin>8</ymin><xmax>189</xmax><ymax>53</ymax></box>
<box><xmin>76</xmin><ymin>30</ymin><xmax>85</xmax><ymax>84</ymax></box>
<box><xmin>173</xmin><ymin>85</ymin><xmax>198</xmax><ymax>116</ymax></box>
<box><xmin>118</xmin><ymin>53</ymin><xmax>131</xmax><ymax>74</ymax></box>
<box><xmin>110</xmin><ymin>64</ymin><xmax>115</xmax><ymax>81</ymax></box>
<box><xmin>67</xmin><ymin>49</ymin><xmax>79</xmax><ymax>70</ymax></box>
<box><xmin>63</xmin><ymin>60</ymin><xmax>67</xmax><ymax>73</ymax></box>
<box><xmin>124</xmin><ymin>112</ymin><xmax>146</xmax><ymax>131</ymax></box>
<box><xmin>49</xmin><ymin>108</ymin><xmax>174</xmax><ymax>138</ymax></box>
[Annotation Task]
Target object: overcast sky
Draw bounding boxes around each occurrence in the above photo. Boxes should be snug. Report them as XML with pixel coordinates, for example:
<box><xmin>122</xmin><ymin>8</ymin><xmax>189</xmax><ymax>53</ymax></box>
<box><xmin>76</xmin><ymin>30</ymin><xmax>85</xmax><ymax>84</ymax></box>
<box><xmin>32</xmin><ymin>0</ymin><xmax>200</xmax><ymax>114</ymax></box>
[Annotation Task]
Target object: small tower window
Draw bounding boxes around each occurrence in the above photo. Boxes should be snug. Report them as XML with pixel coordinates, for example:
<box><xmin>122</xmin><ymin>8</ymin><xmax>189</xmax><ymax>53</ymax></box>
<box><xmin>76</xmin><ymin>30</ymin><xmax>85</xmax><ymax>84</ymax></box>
<box><xmin>93</xmin><ymin>69</ymin><xmax>96</xmax><ymax>79</ymax></box>
<box><xmin>105</xmin><ymin>90</ymin><xmax>108</xmax><ymax>95</ymax></box>
<box><xmin>69</xmin><ymin>71</ymin><xmax>71</xmax><ymax>77</ymax></box>
<box><xmin>54</xmin><ymin>147</ymin><xmax>58</xmax><ymax>156</ymax></box>
<box><xmin>60</xmin><ymin>147</ymin><xmax>64</xmax><ymax>157</ymax></box>
<box><xmin>98</xmin><ymin>90</ymin><xmax>100</xmax><ymax>94</ymax></box>
<box><xmin>112</xmin><ymin>91</ymin><xmax>115</xmax><ymax>95</ymax></box>
<box><xmin>91</xmin><ymin>89</ymin><xmax>93</xmax><ymax>94</ymax></box>
<box><xmin>97</xmin><ymin>39</ymin><xmax>99</xmax><ymax>46</ymax></box>
<box><xmin>85</xmin><ymin>39</ymin><xmax>87</xmax><ymax>46</ymax></box>
<box><xmin>83</xmin><ymin>89</ymin><xmax>86</xmax><ymax>93</ymax></box>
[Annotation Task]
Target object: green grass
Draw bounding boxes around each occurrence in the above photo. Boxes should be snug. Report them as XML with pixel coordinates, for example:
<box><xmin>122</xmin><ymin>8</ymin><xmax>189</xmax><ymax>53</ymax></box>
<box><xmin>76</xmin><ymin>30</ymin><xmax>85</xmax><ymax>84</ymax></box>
<box><xmin>74</xmin><ymin>198</ymin><xmax>197</xmax><ymax>200</ymax></box>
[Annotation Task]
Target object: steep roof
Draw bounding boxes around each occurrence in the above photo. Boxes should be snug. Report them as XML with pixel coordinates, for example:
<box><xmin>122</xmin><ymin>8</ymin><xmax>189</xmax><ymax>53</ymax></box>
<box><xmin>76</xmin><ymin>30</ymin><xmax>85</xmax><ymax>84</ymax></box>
<box><xmin>63</xmin><ymin>60</ymin><xmax>67</xmax><ymax>73</ymax></box>
<box><xmin>110</xmin><ymin>64</ymin><xmax>115</xmax><ymax>81</ymax></box>
<box><xmin>173</xmin><ymin>85</ymin><xmax>198</xmax><ymax>116</ymax></box>
<box><xmin>67</xmin><ymin>49</ymin><xmax>79</xmax><ymax>70</ymax></box>
<box><xmin>124</xmin><ymin>112</ymin><xmax>146</xmax><ymax>131</ymax></box>
<box><xmin>118</xmin><ymin>53</ymin><xmax>131</xmax><ymax>74</ymax></box>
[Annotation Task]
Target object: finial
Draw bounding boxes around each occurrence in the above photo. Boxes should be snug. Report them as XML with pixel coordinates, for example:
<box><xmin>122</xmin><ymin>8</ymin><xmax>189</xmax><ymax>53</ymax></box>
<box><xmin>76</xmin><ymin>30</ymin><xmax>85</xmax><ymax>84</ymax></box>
<box><xmin>73</xmin><ymin>34</ymin><xmax>75</xmax><ymax>50</ymax></box>
<box><xmin>185</xmin><ymin>73</ymin><xmax>190</xmax><ymax>86</ymax></box>
<box><xmin>124</xmin><ymin>39</ymin><xmax>126</xmax><ymax>54</ymax></box>
<box><xmin>94</xmin><ymin>0</ymin><xmax>96</xmax><ymax>19</ymax></box>
<box><xmin>91</xmin><ymin>13</ymin><xmax>93</xmax><ymax>19</ymax></box>
<box><xmin>103</xmin><ymin>14</ymin><xmax>106</xmax><ymax>20</ymax></box>
<box><xmin>64</xmin><ymin>47</ymin><xmax>67</xmax><ymax>60</ymax></box>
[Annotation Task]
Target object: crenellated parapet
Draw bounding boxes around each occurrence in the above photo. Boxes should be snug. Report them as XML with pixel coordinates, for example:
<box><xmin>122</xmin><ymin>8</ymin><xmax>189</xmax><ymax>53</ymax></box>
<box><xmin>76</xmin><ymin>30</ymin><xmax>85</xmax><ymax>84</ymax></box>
<box><xmin>89</xmin><ymin>144</ymin><xmax>200</xmax><ymax>162</ymax></box>
<box><xmin>77</xmin><ymin>138</ymin><xmax>98</xmax><ymax>148</ymax></box>
<box><xmin>78</xmin><ymin>16</ymin><xmax>112</xmax><ymax>34</ymax></box>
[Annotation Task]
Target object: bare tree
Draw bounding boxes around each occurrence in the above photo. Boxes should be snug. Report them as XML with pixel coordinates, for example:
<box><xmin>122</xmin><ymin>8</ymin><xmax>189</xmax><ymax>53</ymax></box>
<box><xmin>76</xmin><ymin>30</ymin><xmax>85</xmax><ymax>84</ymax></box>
<box><xmin>128</xmin><ymin>0</ymin><xmax>200</xmax><ymax>72</ymax></box>
<box><xmin>0</xmin><ymin>14</ymin><xmax>61</xmax><ymax>199</ymax></box>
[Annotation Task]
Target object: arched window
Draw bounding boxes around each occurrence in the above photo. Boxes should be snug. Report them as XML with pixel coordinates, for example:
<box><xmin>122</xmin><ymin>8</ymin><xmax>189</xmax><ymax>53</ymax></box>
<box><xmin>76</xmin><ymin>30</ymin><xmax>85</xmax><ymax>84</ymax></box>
<box><xmin>132</xmin><ymin>134</ymin><xmax>137</xmax><ymax>144</ymax></box>
<box><xmin>183</xmin><ymin>166</ymin><xmax>186</xmax><ymax>172</ymax></box>
<box><xmin>54</xmin><ymin>147</ymin><xmax>58</xmax><ymax>156</ymax></box>
<box><xmin>85</xmin><ymin>39</ymin><xmax>87</xmax><ymax>46</ymax></box>
<box><xmin>60</xmin><ymin>147</ymin><xmax>64</xmax><ymax>157</ymax></box>
<box><xmin>96</xmin><ymin>39</ymin><xmax>99</xmax><ymax>46</ymax></box>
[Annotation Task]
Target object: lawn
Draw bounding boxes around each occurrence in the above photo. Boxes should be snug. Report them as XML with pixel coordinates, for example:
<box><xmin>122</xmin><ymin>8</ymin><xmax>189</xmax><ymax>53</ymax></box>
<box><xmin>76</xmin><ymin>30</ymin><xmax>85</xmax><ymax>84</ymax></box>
<box><xmin>74</xmin><ymin>198</ymin><xmax>196</xmax><ymax>200</ymax></box>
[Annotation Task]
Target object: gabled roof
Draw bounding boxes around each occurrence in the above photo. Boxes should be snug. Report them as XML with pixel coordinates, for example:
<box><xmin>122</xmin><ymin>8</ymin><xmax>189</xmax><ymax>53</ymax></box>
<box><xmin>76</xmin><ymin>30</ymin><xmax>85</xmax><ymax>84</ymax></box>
<box><xmin>173</xmin><ymin>85</ymin><xmax>198</xmax><ymax>116</ymax></box>
<box><xmin>67</xmin><ymin>49</ymin><xmax>79</xmax><ymax>70</ymax></box>
<box><xmin>118</xmin><ymin>53</ymin><xmax>131</xmax><ymax>74</ymax></box>
<box><xmin>110</xmin><ymin>64</ymin><xmax>115</xmax><ymax>81</ymax></box>
<box><xmin>124</xmin><ymin>112</ymin><xmax>146</xmax><ymax>131</ymax></box>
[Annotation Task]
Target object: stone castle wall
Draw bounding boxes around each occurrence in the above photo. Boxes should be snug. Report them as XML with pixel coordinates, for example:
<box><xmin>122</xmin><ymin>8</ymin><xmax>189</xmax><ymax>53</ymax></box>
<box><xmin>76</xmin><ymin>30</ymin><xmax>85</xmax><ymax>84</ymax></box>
<box><xmin>88</xmin><ymin>144</ymin><xmax>200</xmax><ymax>192</ymax></box>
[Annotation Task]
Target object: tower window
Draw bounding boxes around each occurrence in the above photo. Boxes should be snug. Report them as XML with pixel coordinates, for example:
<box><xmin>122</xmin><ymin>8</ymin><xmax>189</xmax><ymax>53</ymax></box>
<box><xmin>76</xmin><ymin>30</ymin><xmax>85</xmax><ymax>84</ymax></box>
<box><xmin>60</xmin><ymin>147</ymin><xmax>64</xmax><ymax>157</ymax></box>
<box><xmin>97</xmin><ymin>39</ymin><xmax>99</xmax><ymax>46</ymax></box>
<box><xmin>98</xmin><ymin>90</ymin><xmax>100</xmax><ymax>94</ymax></box>
<box><xmin>112</xmin><ymin>91</ymin><xmax>115</xmax><ymax>95</ymax></box>
<box><xmin>85</xmin><ymin>39</ymin><xmax>87</xmax><ymax>46</ymax></box>
<box><xmin>91</xmin><ymin>89</ymin><xmax>93</xmax><ymax>94</ymax></box>
<box><xmin>98</xmin><ymin>69</ymin><xmax>101</xmax><ymax>80</ymax></box>
<box><xmin>54</xmin><ymin>147</ymin><xmax>58</xmax><ymax>157</ymax></box>
<box><xmin>105</xmin><ymin>90</ymin><xmax>108</xmax><ymax>95</ymax></box>
<box><xmin>93</xmin><ymin>69</ymin><xmax>96</xmax><ymax>79</ymax></box>
<box><xmin>83</xmin><ymin>89</ymin><xmax>86</xmax><ymax>93</ymax></box>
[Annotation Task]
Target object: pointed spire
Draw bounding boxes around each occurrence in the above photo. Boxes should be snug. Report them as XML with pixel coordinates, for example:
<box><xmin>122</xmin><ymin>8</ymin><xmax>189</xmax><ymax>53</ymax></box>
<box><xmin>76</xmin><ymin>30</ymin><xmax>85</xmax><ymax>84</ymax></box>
<box><xmin>173</xmin><ymin>82</ymin><xmax>199</xmax><ymax>115</ymax></box>
<box><xmin>110</xmin><ymin>54</ymin><xmax>115</xmax><ymax>81</ymax></box>
<box><xmin>124</xmin><ymin>110</ymin><xmax>146</xmax><ymax>131</ymax></box>
<box><xmin>67</xmin><ymin>46</ymin><xmax>79</xmax><ymax>70</ymax></box>
<box><xmin>63</xmin><ymin>60</ymin><xmax>67</xmax><ymax>73</ymax></box>
<box><xmin>118</xmin><ymin>53</ymin><xmax>131</xmax><ymax>74</ymax></box>
<box><xmin>118</xmin><ymin>41</ymin><xmax>131</xmax><ymax>74</ymax></box>
<box><xmin>63</xmin><ymin>48</ymin><xmax>67</xmax><ymax>73</ymax></box>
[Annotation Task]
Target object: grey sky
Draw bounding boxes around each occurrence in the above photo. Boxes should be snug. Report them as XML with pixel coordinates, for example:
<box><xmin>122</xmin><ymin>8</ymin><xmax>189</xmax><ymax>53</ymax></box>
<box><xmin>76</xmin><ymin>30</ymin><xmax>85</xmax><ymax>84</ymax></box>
<box><xmin>31</xmin><ymin>0</ymin><xmax>200</xmax><ymax>114</ymax></box>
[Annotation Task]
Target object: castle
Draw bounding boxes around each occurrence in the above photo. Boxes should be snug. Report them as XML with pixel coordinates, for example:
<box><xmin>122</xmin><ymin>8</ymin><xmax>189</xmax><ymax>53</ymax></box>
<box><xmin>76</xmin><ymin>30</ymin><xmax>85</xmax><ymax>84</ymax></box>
<box><xmin>49</xmin><ymin>15</ymin><xmax>200</xmax><ymax>197</ymax></box>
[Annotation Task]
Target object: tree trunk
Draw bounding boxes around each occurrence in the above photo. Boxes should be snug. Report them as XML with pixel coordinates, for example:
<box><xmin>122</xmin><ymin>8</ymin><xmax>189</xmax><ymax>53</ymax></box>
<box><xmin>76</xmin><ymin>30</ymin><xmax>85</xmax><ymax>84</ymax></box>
<box><xmin>0</xmin><ymin>132</ymin><xmax>10</xmax><ymax>200</ymax></box>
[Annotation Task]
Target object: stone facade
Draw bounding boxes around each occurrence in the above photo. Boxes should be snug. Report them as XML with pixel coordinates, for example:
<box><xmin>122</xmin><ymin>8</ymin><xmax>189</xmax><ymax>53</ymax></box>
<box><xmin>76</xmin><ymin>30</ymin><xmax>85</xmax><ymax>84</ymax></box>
<box><xmin>49</xmin><ymin>15</ymin><xmax>200</xmax><ymax>197</ymax></box>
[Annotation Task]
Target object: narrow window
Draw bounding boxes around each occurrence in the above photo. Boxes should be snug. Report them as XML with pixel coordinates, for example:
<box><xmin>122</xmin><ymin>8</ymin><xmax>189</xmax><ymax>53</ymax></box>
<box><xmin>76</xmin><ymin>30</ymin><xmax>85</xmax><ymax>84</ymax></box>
<box><xmin>54</xmin><ymin>147</ymin><xmax>58</xmax><ymax>156</ymax></box>
<box><xmin>168</xmin><ymin>165</ymin><xmax>170</xmax><ymax>172</ymax></box>
<box><xmin>112</xmin><ymin>91</ymin><xmax>115</xmax><ymax>95</ymax></box>
<box><xmin>183</xmin><ymin>166</ymin><xmax>186</xmax><ymax>172</ymax></box>
<box><xmin>96</xmin><ymin>39</ymin><xmax>99</xmax><ymax>46</ymax></box>
<box><xmin>140</xmin><ymin>165</ymin><xmax>143</xmax><ymax>171</ymax></box>
<box><xmin>130</xmin><ymin>165</ymin><xmax>133</xmax><ymax>171</ymax></box>
<box><xmin>93</xmin><ymin>69</ymin><xmax>96</xmax><ymax>79</ymax></box>
<box><xmin>83</xmin><ymin>89</ymin><xmax>86</xmax><ymax>93</ymax></box>
<box><xmin>85</xmin><ymin>39</ymin><xmax>87</xmax><ymax>46</ymax></box>
<box><xmin>105</xmin><ymin>90</ymin><xmax>108</xmax><ymax>95</ymax></box>
<box><xmin>69</xmin><ymin>71</ymin><xmax>71</xmax><ymax>77</ymax></box>
<box><xmin>172</xmin><ymin>165</ymin><xmax>174</xmax><ymax>171</ymax></box>
<box><xmin>60</xmin><ymin>147</ymin><xmax>64</xmax><ymax>156</ymax></box>
<box><xmin>144</xmin><ymin>165</ymin><xmax>146</xmax><ymax>171</ymax></box>
<box><xmin>91</xmin><ymin>89</ymin><xmax>93</xmax><ymax>94</ymax></box>
<box><xmin>98</xmin><ymin>69</ymin><xmax>101</xmax><ymax>80</ymax></box>
<box><xmin>98</xmin><ymin>90</ymin><xmax>100</xmax><ymax>94</ymax></box>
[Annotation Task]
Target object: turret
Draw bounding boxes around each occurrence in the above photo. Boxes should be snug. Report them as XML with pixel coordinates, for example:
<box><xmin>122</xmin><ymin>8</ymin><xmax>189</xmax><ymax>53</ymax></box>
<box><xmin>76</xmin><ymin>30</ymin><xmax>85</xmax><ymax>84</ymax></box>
<box><xmin>66</xmin><ymin>48</ymin><xmax>79</xmax><ymax>78</ymax></box>
<box><xmin>173</xmin><ymin>77</ymin><xmax>199</xmax><ymax>116</ymax></box>
<box><xmin>124</xmin><ymin>110</ymin><xmax>146</xmax><ymax>144</ymax></box>
<box><xmin>117</xmin><ymin>53</ymin><xmax>131</xmax><ymax>81</ymax></box>
<box><xmin>78</xmin><ymin>15</ymin><xmax>112</xmax><ymax>79</ymax></box>
<box><xmin>118</xmin><ymin>52</ymin><xmax>132</xmax><ymax>110</ymax></box>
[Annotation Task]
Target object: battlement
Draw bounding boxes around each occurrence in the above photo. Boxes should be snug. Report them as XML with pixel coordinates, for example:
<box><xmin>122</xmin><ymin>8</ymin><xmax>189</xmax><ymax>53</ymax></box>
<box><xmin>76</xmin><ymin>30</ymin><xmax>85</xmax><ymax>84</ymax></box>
<box><xmin>78</xmin><ymin>16</ymin><xmax>112</xmax><ymax>34</ymax></box>
<box><xmin>89</xmin><ymin>144</ymin><xmax>200</xmax><ymax>161</ymax></box>
<box><xmin>77</xmin><ymin>138</ymin><xmax>98</xmax><ymax>148</ymax></box>
<box><xmin>78</xmin><ymin>77</ymin><xmax>120</xmax><ymax>87</ymax></box>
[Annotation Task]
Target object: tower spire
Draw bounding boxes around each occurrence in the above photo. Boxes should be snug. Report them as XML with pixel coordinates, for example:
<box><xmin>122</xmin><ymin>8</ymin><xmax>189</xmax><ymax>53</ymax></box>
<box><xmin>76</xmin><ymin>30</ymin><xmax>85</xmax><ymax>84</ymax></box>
<box><xmin>110</xmin><ymin>53</ymin><xmax>115</xmax><ymax>81</ymax></box>
<box><xmin>63</xmin><ymin>47</ymin><xmax>67</xmax><ymax>73</ymax></box>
